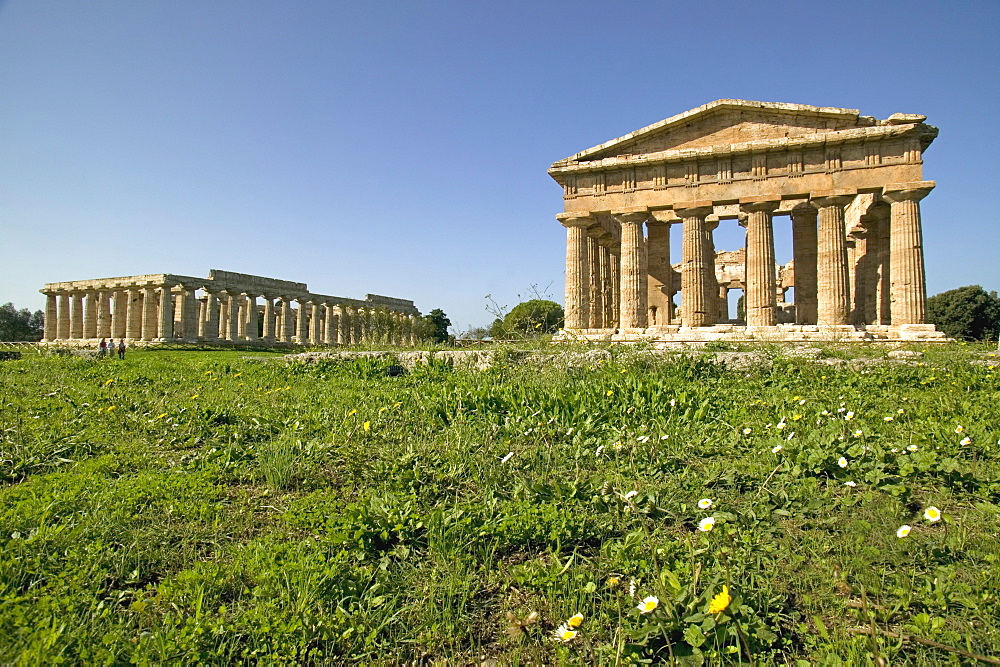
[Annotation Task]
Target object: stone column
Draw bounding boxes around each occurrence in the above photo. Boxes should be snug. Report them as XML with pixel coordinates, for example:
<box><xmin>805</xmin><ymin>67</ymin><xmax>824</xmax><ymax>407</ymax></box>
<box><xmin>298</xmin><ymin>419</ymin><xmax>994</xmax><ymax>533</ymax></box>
<box><xmin>813</xmin><ymin>193</ymin><xmax>854</xmax><ymax>326</ymax></box>
<box><xmin>183</xmin><ymin>289</ymin><xmax>199</xmax><ymax>341</ymax></box>
<box><xmin>43</xmin><ymin>293</ymin><xmax>57</xmax><ymax>341</ymax></box>
<box><xmin>70</xmin><ymin>292</ymin><xmax>84</xmax><ymax>339</ymax></box>
<box><xmin>339</xmin><ymin>307</ymin><xmax>351</xmax><ymax>345</ymax></box>
<box><xmin>203</xmin><ymin>291</ymin><xmax>220</xmax><ymax>340</ymax></box>
<box><xmin>677</xmin><ymin>203</ymin><xmax>715</xmax><ymax>327</ymax></box>
<box><xmin>872</xmin><ymin>204</ymin><xmax>892</xmax><ymax>325</ymax></box>
<box><xmin>409</xmin><ymin>314</ymin><xmax>419</xmax><ymax>345</ymax></box>
<box><xmin>604</xmin><ymin>244</ymin><xmax>619</xmax><ymax>328</ymax></box>
<box><xmin>245</xmin><ymin>295</ymin><xmax>259</xmax><ymax>341</ymax></box>
<box><xmin>587</xmin><ymin>234</ymin><xmax>603</xmax><ymax>328</ymax></box>
<box><xmin>113</xmin><ymin>290</ymin><xmax>127</xmax><ymax>338</ymax></box>
<box><xmin>557</xmin><ymin>214</ymin><xmax>591</xmax><ymax>329</ymax></box>
<box><xmin>157</xmin><ymin>286</ymin><xmax>174</xmax><ymax>340</ymax></box>
<box><xmin>125</xmin><ymin>289</ymin><xmax>141</xmax><ymax>339</ymax></box>
<box><xmin>56</xmin><ymin>292</ymin><xmax>70</xmax><ymax>339</ymax></box>
<box><xmin>262</xmin><ymin>297</ymin><xmax>275</xmax><ymax>341</ymax></box>
<box><xmin>226</xmin><ymin>293</ymin><xmax>240</xmax><ymax>341</ymax></box>
<box><xmin>309</xmin><ymin>303</ymin><xmax>321</xmax><ymax>344</ymax></box>
<box><xmin>280</xmin><ymin>298</ymin><xmax>294</xmax><ymax>343</ymax></box>
<box><xmin>138</xmin><ymin>286</ymin><xmax>156</xmax><ymax>340</ymax></box>
<box><xmin>718</xmin><ymin>284</ymin><xmax>730</xmax><ymax>322</ymax></box>
<box><xmin>647</xmin><ymin>215</ymin><xmax>673</xmax><ymax>326</ymax></box>
<box><xmin>614</xmin><ymin>209</ymin><xmax>649</xmax><ymax>330</ymax></box>
<box><xmin>324</xmin><ymin>304</ymin><xmax>337</xmax><ymax>344</ymax></box>
<box><xmin>740</xmin><ymin>198</ymin><xmax>780</xmax><ymax>327</ymax></box>
<box><xmin>296</xmin><ymin>300</ymin><xmax>310</xmax><ymax>344</ymax></box>
<box><xmin>790</xmin><ymin>204</ymin><xmax>819</xmax><ymax>325</ymax></box>
<box><xmin>883</xmin><ymin>182</ymin><xmax>934</xmax><ymax>325</ymax></box>
<box><xmin>97</xmin><ymin>291</ymin><xmax>112</xmax><ymax>338</ymax></box>
<box><xmin>83</xmin><ymin>291</ymin><xmax>98</xmax><ymax>339</ymax></box>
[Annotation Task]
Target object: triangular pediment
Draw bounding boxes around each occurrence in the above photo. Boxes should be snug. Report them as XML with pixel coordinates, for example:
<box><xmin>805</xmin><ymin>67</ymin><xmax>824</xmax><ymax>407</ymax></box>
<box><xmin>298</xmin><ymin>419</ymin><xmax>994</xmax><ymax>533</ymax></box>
<box><xmin>556</xmin><ymin>100</ymin><xmax>863</xmax><ymax>165</ymax></box>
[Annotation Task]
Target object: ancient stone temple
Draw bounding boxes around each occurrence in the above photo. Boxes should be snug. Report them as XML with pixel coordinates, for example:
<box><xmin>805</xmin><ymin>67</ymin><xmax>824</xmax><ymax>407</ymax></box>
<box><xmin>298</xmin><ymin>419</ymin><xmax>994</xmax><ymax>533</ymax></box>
<box><xmin>39</xmin><ymin>269</ymin><xmax>420</xmax><ymax>346</ymax></box>
<box><xmin>549</xmin><ymin>99</ymin><xmax>945</xmax><ymax>342</ymax></box>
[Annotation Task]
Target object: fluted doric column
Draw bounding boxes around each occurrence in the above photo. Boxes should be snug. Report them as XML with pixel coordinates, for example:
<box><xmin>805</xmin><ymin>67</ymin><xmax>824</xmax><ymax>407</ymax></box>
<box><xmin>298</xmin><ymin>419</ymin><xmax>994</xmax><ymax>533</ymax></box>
<box><xmin>647</xmin><ymin>213</ymin><xmax>674</xmax><ymax>326</ymax></box>
<box><xmin>56</xmin><ymin>292</ymin><xmax>70</xmax><ymax>340</ymax></box>
<box><xmin>296</xmin><ymin>300</ymin><xmax>310</xmax><ymax>344</ymax></box>
<box><xmin>226</xmin><ymin>293</ymin><xmax>240</xmax><ymax>341</ymax></box>
<box><xmin>872</xmin><ymin>204</ymin><xmax>892</xmax><ymax>325</ymax></box>
<box><xmin>557</xmin><ymin>213</ymin><xmax>591</xmax><ymax>329</ymax></box>
<box><xmin>182</xmin><ymin>289</ymin><xmax>199</xmax><ymax>341</ymax></box>
<box><xmin>83</xmin><ymin>291</ymin><xmax>98</xmax><ymax>339</ymax></box>
<box><xmin>69</xmin><ymin>292</ymin><xmax>84</xmax><ymax>339</ymax></box>
<box><xmin>113</xmin><ymin>290</ymin><xmax>127</xmax><ymax>338</ymax></box>
<box><xmin>309</xmin><ymin>302</ymin><xmax>321</xmax><ymax>344</ymax></box>
<box><xmin>140</xmin><ymin>286</ymin><xmax>157</xmax><ymax>341</ymax></box>
<box><xmin>124</xmin><ymin>289</ymin><xmax>140</xmax><ymax>339</ymax></box>
<box><xmin>676</xmin><ymin>203</ymin><xmax>715</xmax><ymax>327</ymax></box>
<box><xmin>587</xmin><ymin>234</ymin><xmax>603</xmax><ymax>328</ymax></box>
<box><xmin>97</xmin><ymin>291</ymin><xmax>112</xmax><ymax>338</ymax></box>
<box><xmin>339</xmin><ymin>307</ymin><xmax>351</xmax><ymax>345</ymax></box>
<box><xmin>245</xmin><ymin>295</ymin><xmax>259</xmax><ymax>341</ymax></box>
<box><xmin>613</xmin><ymin>209</ymin><xmax>649</xmax><ymax>329</ymax></box>
<box><xmin>262</xmin><ymin>297</ymin><xmax>275</xmax><ymax>341</ymax></box>
<box><xmin>883</xmin><ymin>181</ymin><xmax>934</xmax><ymax>325</ymax></box>
<box><xmin>157</xmin><ymin>286</ymin><xmax>174</xmax><ymax>340</ymax></box>
<box><xmin>790</xmin><ymin>204</ymin><xmax>819</xmax><ymax>325</ymax></box>
<box><xmin>813</xmin><ymin>193</ymin><xmax>854</xmax><ymax>325</ymax></box>
<box><xmin>276</xmin><ymin>298</ymin><xmax>290</xmax><ymax>342</ymax></box>
<box><xmin>322</xmin><ymin>304</ymin><xmax>335</xmax><ymax>344</ymax></box>
<box><xmin>740</xmin><ymin>198</ymin><xmax>780</xmax><ymax>327</ymax></box>
<box><xmin>43</xmin><ymin>293</ymin><xmax>57</xmax><ymax>341</ymax></box>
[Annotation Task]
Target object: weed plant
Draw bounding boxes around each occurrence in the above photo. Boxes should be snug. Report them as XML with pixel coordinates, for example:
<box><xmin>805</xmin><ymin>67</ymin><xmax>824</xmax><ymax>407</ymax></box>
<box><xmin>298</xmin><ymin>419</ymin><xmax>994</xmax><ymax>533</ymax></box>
<box><xmin>0</xmin><ymin>345</ymin><xmax>998</xmax><ymax>663</ymax></box>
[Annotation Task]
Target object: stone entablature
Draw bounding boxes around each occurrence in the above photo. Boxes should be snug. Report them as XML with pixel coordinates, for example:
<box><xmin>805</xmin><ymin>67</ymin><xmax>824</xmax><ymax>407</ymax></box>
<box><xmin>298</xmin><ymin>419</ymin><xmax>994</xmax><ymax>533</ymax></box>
<box><xmin>40</xmin><ymin>269</ymin><xmax>420</xmax><ymax>346</ymax></box>
<box><xmin>550</xmin><ymin>100</ymin><xmax>945</xmax><ymax>343</ymax></box>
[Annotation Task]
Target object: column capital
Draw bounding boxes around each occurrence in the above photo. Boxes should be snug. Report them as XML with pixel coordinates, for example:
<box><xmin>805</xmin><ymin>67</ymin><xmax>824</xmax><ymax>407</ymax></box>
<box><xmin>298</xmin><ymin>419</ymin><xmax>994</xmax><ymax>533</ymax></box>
<box><xmin>556</xmin><ymin>212</ymin><xmax>593</xmax><ymax>228</ymax></box>
<box><xmin>649</xmin><ymin>209</ymin><xmax>679</xmax><ymax>225</ymax></box>
<box><xmin>738</xmin><ymin>197</ymin><xmax>780</xmax><ymax>214</ymax></box>
<box><xmin>882</xmin><ymin>181</ymin><xmax>935</xmax><ymax>203</ymax></box>
<box><xmin>810</xmin><ymin>191</ymin><xmax>854</xmax><ymax>208</ymax></box>
<box><xmin>611</xmin><ymin>207</ymin><xmax>649</xmax><ymax>225</ymax></box>
<box><xmin>672</xmin><ymin>201</ymin><xmax>714</xmax><ymax>218</ymax></box>
<box><xmin>790</xmin><ymin>202</ymin><xmax>818</xmax><ymax>219</ymax></box>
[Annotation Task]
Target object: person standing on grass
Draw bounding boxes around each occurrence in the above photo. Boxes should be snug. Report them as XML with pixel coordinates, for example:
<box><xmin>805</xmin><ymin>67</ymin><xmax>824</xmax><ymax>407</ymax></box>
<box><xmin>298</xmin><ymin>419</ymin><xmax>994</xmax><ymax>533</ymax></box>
<box><xmin>117</xmin><ymin>339</ymin><xmax>126</xmax><ymax>359</ymax></box>
<box><xmin>99</xmin><ymin>338</ymin><xmax>107</xmax><ymax>358</ymax></box>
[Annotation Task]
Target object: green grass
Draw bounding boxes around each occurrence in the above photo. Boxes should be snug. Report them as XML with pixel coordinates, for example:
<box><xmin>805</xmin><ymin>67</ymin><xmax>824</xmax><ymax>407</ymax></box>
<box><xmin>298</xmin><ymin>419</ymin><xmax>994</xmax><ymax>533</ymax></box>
<box><xmin>0</xmin><ymin>344</ymin><xmax>998</xmax><ymax>664</ymax></box>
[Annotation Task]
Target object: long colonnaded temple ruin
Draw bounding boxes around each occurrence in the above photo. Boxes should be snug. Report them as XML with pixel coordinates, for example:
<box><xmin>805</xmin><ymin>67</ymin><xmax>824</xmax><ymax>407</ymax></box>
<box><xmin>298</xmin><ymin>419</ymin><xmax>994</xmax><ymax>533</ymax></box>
<box><xmin>549</xmin><ymin>99</ymin><xmax>946</xmax><ymax>343</ymax></box>
<box><xmin>39</xmin><ymin>269</ymin><xmax>420</xmax><ymax>345</ymax></box>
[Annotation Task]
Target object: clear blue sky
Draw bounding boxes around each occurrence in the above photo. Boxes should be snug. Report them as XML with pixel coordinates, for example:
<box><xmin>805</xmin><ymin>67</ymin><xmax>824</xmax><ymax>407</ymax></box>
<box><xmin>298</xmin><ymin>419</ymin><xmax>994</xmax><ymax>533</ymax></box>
<box><xmin>1</xmin><ymin>0</ymin><xmax>997</xmax><ymax>333</ymax></box>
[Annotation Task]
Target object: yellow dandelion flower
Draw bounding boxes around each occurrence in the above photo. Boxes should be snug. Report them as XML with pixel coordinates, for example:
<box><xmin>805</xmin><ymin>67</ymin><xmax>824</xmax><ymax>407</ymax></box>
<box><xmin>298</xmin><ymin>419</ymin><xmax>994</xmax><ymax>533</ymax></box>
<box><xmin>363</xmin><ymin>421</ymin><xmax>371</xmax><ymax>432</ymax></box>
<box><xmin>567</xmin><ymin>613</ymin><xmax>584</xmax><ymax>628</ymax></box>
<box><xmin>103</xmin><ymin>379</ymin><xmax>114</xmax><ymax>386</ymax></box>
<box><xmin>707</xmin><ymin>585</ymin><xmax>732</xmax><ymax>614</ymax></box>
<box><xmin>637</xmin><ymin>596</ymin><xmax>659</xmax><ymax>614</ymax></box>
<box><xmin>607</xmin><ymin>576</ymin><xmax>620</xmax><ymax>587</ymax></box>
<box><xmin>896</xmin><ymin>524</ymin><xmax>911</xmax><ymax>538</ymax></box>
<box><xmin>190</xmin><ymin>394</ymin><xmax>199</xmax><ymax>399</ymax></box>
<box><xmin>106</xmin><ymin>405</ymin><xmax>116</xmax><ymax>412</ymax></box>
<box><xmin>233</xmin><ymin>372</ymin><xmax>241</xmax><ymax>377</ymax></box>
<box><xmin>154</xmin><ymin>413</ymin><xmax>168</xmax><ymax>420</ymax></box>
<box><xmin>923</xmin><ymin>506</ymin><xmax>942</xmax><ymax>522</ymax></box>
<box><xmin>347</xmin><ymin>409</ymin><xmax>357</xmax><ymax>416</ymax></box>
<box><xmin>606</xmin><ymin>390</ymin><xmax>614</xmax><ymax>396</ymax></box>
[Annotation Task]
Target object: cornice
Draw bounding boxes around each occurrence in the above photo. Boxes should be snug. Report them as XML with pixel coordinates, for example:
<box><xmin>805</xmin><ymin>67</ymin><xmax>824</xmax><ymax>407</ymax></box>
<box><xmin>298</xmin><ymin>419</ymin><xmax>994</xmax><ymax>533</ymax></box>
<box><xmin>549</xmin><ymin>123</ymin><xmax>937</xmax><ymax>177</ymax></box>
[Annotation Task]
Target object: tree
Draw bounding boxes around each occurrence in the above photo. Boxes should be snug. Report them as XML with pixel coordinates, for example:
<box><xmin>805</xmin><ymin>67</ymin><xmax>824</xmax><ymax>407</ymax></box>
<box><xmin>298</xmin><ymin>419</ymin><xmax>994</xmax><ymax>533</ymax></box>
<box><xmin>420</xmin><ymin>308</ymin><xmax>452</xmax><ymax>343</ymax></box>
<box><xmin>0</xmin><ymin>303</ymin><xmax>44</xmax><ymax>341</ymax></box>
<box><xmin>926</xmin><ymin>285</ymin><xmax>1000</xmax><ymax>341</ymax></box>
<box><xmin>489</xmin><ymin>299</ymin><xmax>564</xmax><ymax>338</ymax></box>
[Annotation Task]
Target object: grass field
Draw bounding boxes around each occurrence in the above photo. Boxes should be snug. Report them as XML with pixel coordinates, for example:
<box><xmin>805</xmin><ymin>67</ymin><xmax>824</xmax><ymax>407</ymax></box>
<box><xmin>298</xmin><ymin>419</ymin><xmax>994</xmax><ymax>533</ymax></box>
<box><xmin>0</xmin><ymin>343</ymin><xmax>998</xmax><ymax>664</ymax></box>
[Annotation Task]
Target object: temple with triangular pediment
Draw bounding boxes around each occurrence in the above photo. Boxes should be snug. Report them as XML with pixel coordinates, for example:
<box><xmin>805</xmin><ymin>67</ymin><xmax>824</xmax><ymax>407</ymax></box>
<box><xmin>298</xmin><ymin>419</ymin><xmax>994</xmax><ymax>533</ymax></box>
<box><xmin>549</xmin><ymin>99</ymin><xmax>945</xmax><ymax>343</ymax></box>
